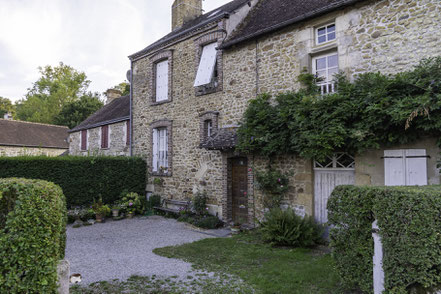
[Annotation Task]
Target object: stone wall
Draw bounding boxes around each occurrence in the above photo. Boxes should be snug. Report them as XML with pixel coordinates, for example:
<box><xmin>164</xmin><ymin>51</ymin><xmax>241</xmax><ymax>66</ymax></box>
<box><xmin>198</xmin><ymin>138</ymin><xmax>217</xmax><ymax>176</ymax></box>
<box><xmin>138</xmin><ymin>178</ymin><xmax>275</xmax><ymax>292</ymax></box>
<box><xmin>131</xmin><ymin>0</ymin><xmax>439</xmax><ymax>223</ymax></box>
<box><xmin>0</xmin><ymin>146</ymin><xmax>67</xmax><ymax>157</ymax></box>
<box><xmin>69</xmin><ymin>120</ymin><xmax>129</xmax><ymax>156</ymax></box>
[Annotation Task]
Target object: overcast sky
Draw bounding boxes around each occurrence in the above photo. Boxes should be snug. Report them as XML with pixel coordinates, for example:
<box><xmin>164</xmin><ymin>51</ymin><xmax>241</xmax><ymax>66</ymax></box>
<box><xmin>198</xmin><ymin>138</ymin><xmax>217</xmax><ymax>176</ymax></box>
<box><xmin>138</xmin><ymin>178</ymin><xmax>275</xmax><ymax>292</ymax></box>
<box><xmin>0</xmin><ymin>0</ymin><xmax>231</xmax><ymax>102</ymax></box>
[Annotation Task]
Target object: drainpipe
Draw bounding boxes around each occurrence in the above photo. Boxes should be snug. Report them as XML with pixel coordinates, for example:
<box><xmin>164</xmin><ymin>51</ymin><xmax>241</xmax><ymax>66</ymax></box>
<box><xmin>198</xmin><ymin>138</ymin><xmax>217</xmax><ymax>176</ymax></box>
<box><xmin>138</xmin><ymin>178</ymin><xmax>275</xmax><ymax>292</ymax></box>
<box><xmin>129</xmin><ymin>61</ymin><xmax>133</xmax><ymax>157</ymax></box>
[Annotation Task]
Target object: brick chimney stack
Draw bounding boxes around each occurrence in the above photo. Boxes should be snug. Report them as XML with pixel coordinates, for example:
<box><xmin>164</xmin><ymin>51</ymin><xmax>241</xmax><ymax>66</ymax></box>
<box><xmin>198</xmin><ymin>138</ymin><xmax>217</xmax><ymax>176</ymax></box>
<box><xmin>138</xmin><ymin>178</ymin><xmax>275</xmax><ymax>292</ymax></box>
<box><xmin>172</xmin><ymin>0</ymin><xmax>202</xmax><ymax>31</ymax></box>
<box><xmin>106</xmin><ymin>89</ymin><xmax>122</xmax><ymax>105</ymax></box>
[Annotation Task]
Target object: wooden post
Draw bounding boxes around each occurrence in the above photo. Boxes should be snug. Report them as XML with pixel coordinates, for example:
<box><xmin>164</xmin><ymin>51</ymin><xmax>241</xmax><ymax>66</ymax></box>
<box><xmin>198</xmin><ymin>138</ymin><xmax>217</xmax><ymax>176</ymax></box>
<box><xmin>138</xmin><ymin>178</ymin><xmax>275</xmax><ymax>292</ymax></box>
<box><xmin>372</xmin><ymin>220</ymin><xmax>385</xmax><ymax>294</ymax></box>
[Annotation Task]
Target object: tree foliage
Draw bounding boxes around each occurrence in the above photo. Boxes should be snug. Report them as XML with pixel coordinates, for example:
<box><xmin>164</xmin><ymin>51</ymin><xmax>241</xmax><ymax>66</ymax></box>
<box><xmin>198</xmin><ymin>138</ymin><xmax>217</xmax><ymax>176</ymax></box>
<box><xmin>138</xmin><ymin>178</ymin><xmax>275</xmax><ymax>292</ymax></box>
<box><xmin>237</xmin><ymin>57</ymin><xmax>441</xmax><ymax>160</ymax></box>
<box><xmin>54</xmin><ymin>94</ymin><xmax>104</xmax><ymax>128</ymax></box>
<box><xmin>16</xmin><ymin>62</ymin><xmax>99</xmax><ymax>124</ymax></box>
<box><xmin>106</xmin><ymin>82</ymin><xmax>130</xmax><ymax>96</ymax></box>
<box><xmin>0</xmin><ymin>97</ymin><xmax>15</xmax><ymax>119</ymax></box>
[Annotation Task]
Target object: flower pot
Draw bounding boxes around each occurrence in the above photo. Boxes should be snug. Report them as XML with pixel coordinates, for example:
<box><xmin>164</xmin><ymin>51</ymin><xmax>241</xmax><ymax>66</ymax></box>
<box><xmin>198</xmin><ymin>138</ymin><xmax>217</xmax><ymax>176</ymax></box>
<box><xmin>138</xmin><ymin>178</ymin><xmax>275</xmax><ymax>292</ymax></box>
<box><xmin>127</xmin><ymin>212</ymin><xmax>134</xmax><ymax>219</ymax></box>
<box><xmin>112</xmin><ymin>209</ymin><xmax>120</xmax><ymax>218</ymax></box>
<box><xmin>95</xmin><ymin>214</ymin><xmax>104</xmax><ymax>223</ymax></box>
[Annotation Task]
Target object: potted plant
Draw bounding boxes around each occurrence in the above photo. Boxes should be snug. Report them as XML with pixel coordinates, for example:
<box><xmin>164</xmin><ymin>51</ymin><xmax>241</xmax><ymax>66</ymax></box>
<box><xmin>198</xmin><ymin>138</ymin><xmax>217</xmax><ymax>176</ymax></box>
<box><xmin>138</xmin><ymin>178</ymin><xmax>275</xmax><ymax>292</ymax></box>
<box><xmin>120</xmin><ymin>192</ymin><xmax>142</xmax><ymax>218</ymax></box>
<box><xmin>111</xmin><ymin>203</ymin><xmax>121</xmax><ymax>218</ymax></box>
<box><xmin>92</xmin><ymin>198</ymin><xmax>111</xmax><ymax>223</ymax></box>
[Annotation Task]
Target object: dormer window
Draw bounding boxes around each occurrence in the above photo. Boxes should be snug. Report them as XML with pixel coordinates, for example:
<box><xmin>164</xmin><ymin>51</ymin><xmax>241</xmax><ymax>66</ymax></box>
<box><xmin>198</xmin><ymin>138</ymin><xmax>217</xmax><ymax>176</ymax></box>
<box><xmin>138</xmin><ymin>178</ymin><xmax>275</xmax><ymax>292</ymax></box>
<box><xmin>194</xmin><ymin>42</ymin><xmax>218</xmax><ymax>87</ymax></box>
<box><xmin>316</xmin><ymin>23</ymin><xmax>336</xmax><ymax>45</ymax></box>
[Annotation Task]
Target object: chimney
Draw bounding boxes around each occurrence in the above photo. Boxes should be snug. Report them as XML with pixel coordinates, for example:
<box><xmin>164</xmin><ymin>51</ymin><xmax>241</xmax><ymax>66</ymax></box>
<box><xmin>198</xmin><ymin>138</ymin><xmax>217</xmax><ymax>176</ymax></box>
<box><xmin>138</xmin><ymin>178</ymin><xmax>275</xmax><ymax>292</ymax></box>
<box><xmin>106</xmin><ymin>89</ymin><xmax>122</xmax><ymax>104</ymax></box>
<box><xmin>3</xmin><ymin>113</ymin><xmax>13</xmax><ymax>120</ymax></box>
<box><xmin>172</xmin><ymin>0</ymin><xmax>202</xmax><ymax>31</ymax></box>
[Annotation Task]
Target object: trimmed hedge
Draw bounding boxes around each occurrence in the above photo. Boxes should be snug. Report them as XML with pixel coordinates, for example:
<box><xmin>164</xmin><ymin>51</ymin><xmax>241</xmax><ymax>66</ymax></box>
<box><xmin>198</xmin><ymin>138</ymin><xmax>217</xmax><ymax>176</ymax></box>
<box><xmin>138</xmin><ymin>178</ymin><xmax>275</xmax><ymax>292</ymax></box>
<box><xmin>0</xmin><ymin>156</ymin><xmax>147</xmax><ymax>207</ymax></box>
<box><xmin>328</xmin><ymin>185</ymin><xmax>441</xmax><ymax>293</ymax></box>
<box><xmin>0</xmin><ymin>178</ymin><xmax>67</xmax><ymax>293</ymax></box>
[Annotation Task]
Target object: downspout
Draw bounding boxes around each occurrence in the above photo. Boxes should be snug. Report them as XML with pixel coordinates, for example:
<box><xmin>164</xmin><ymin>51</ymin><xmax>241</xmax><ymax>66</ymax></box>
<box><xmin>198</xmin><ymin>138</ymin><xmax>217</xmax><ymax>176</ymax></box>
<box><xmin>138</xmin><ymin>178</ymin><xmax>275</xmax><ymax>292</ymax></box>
<box><xmin>129</xmin><ymin>61</ymin><xmax>133</xmax><ymax>157</ymax></box>
<box><xmin>255</xmin><ymin>38</ymin><xmax>259</xmax><ymax>96</ymax></box>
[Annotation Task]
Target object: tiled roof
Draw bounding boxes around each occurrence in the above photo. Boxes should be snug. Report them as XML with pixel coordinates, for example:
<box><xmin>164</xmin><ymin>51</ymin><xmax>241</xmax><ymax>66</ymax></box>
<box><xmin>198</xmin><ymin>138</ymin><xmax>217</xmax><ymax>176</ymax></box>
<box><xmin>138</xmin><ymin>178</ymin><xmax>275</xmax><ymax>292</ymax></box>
<box><xmin>69</xmin><ymin>95</ymin><xmax>130</xmax><ymax>133</ymax></box>
<box><xmin>0</xmin><ymin>119</ymin><xmax>69</xmax><ymax>149</ymax></box>
<box><xmin>129</xmin><ymin>0</ymin><xmax>251</xmax><ymax>60</ymax></box>
<box><xmin>221</xmin><ymin>0</ymin><xmax>366</xmax><ymax>49</ymax></box>
<box><xmin>201</xmin><ymin>127</ymin><xmax>238</xmax><ymax>150</ymax></box>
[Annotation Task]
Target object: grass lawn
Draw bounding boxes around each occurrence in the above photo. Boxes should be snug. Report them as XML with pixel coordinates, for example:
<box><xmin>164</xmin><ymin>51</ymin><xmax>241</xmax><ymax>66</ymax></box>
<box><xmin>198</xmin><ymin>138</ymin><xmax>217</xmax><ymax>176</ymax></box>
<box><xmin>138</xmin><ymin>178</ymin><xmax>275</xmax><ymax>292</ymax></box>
<box><xmin>153</xmin><ymin>230</ymin><xmax>347</xmax><ymax>294</ymax></box>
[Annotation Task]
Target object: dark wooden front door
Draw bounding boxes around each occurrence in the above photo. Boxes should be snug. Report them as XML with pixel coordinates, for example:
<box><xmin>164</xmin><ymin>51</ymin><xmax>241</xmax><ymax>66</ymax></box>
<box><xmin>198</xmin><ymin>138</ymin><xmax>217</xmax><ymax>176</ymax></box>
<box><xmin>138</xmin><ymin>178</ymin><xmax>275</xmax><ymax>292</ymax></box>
<box><xmin>231</xmin><ymin>157</ymin><xmax>248</xmax><ymax>224</ymax></box>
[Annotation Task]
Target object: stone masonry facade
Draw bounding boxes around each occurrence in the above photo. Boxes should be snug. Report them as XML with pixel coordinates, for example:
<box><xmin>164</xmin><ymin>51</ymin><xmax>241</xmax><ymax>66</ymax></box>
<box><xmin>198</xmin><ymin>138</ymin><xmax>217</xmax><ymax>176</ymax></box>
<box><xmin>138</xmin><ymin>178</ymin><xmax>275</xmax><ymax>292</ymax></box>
<box><xmin>0</xmin><ymin>146</ymin><xmax>67</xmax><ymax>157</ymax></box>
<box><xmin>131</xmin><ymin>0</ymin><xmax>441</xmax><ymax>224</ymax></box>
<box><xmin>69</xmin><ymin>120</ymin><xmax>129</xmax><ymax>156</ymax></box>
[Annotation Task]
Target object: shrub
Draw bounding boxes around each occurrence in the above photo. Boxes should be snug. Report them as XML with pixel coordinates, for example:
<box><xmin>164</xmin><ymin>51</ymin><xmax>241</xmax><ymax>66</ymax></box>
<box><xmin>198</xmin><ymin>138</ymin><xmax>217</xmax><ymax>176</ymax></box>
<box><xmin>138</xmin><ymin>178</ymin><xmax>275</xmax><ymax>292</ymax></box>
<box><xmin>0</xmin><ymin>156</ymin><xmax>146</xmax><ymax>207</ymax></box>
<box><xmin>328</xmin><ymin>185</ymin><xmax>441</xmax><ymax>293</ymax></box>
<box><xmin>260</xmin><ymin>208</ymin><xmax>323</xmax><ymax>247</ymax></box>
<box><xmin>120</xmin><ymin>192</ymin><xmax>143</xmax><ymax>214</ymax></box>
<box><xmin>193</xmin><ymin>215</ymin><xmax>223</xmax><ymax>229</ymax></box>
<box><xmin>0</xmin><ymin>178</ymin><xmax>67</xmax><ymax>293</ymax></box>
<box><xmin>193</xmin><ymin>192</ymin><xmax>208</xmax><ymax>215</ymax></box>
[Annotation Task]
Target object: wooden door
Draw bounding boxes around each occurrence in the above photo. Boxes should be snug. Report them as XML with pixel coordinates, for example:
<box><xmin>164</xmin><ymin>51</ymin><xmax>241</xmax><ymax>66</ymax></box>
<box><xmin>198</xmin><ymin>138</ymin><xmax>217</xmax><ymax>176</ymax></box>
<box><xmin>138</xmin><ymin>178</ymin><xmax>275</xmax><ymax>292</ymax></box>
<box><xmin>231</xmin><ymin>158</ymin><xmax>248</xmax><ymax>224</ymax></box>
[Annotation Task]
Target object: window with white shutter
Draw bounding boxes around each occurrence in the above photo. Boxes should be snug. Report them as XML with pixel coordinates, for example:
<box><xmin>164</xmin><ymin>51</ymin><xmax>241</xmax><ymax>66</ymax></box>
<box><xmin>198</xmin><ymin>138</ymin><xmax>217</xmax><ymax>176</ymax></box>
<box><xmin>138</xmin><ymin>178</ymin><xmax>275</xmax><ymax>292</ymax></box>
<box><xmin>155</xmin><ymin>60</ymin><xmax>169</xmax><ymax>102</ymax></box>
<box><xmin>152</xmin><ymin>128</ymin><xmax>168</xmax><ymax>173</ymax></box>
<box><xmin>384</xmin><ymin>149</ymin><xmax>427</xmax><ymax>186</ymax></box>
<box><xmin>194</xmin><ymin>42</ymin><xmax>218</xmax><ymax>87</ymax></box>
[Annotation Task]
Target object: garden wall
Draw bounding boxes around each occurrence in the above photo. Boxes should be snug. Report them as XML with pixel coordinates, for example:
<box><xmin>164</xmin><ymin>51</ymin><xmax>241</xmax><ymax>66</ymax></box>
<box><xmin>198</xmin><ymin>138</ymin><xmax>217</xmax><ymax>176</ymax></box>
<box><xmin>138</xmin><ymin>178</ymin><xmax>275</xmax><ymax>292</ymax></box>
<box><xmin>0</xmin><ymin>156</ymin><xmax>146</xmax><ymax>207</ymax></box>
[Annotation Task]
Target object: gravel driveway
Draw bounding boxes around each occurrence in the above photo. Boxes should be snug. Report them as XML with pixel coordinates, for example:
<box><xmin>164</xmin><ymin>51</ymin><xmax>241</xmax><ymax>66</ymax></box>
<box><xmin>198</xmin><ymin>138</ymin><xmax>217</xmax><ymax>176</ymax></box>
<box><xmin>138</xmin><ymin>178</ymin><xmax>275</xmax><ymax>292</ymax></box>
<box><xmin>65</xmin><ymin>216</ymin><xmax>214</xmax><ymax>285</ymax></box>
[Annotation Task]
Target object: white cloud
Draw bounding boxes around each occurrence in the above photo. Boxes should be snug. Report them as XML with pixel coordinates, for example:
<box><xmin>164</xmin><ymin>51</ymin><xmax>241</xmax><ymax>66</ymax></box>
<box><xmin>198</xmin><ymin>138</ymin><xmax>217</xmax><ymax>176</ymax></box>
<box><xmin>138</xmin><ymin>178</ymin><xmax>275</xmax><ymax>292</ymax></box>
<box><xmin>0</xmin><ymin>0</ymin><xmax>231</xmax><ymax>102</ymax></box>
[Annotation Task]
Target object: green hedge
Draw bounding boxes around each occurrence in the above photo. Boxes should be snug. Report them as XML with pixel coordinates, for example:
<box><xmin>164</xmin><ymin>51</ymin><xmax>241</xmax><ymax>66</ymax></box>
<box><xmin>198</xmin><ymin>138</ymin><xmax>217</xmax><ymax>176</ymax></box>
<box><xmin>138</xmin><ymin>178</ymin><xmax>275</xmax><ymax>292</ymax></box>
<box><xmin>328</xmin><ymin>185</ymin><xmax>441</xmax><ymax>293</ymax></box>
<box><xmin>0</xmin><ymin>178</ymin><xmax>67</xmax><ymax>293</ymax></box>
<box><xmin>0</xmin><ymin>156</ymin><xmax>147</xmax><ymax>207</ymax></box>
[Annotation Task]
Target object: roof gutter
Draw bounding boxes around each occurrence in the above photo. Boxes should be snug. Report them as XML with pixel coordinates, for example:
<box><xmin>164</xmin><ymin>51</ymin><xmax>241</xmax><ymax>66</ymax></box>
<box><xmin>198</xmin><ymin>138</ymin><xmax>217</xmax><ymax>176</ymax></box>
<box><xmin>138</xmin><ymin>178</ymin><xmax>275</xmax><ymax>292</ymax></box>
<box><xmin>0</xmin><ymin>143</ymin><xmax>69</xmax><ymax>149</ymax></box>
<box><xmin>220</xmin><ymin>0</ymin><xmax>364</xmax><ymax>49</ymax></box>
<box><xmin>68</xmin><ymin>116</ymin><xmax>130</xmax><ymax>133</ymax></box>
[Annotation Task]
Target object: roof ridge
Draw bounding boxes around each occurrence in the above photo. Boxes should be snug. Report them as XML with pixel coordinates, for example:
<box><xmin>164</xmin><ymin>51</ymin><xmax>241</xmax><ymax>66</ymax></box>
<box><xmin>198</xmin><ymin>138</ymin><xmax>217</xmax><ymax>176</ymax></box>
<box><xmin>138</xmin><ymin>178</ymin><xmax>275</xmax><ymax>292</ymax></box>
<box><xmin>0</xmin><ymin>119</ymin><xmax>69</xmax><ymax>129</ymax></box>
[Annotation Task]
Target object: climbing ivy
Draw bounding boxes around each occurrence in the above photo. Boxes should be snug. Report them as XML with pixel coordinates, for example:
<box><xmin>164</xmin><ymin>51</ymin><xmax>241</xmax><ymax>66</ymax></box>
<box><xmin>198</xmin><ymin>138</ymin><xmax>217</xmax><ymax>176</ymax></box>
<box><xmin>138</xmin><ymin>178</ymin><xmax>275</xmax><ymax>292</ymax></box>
<box><xmin>237</xmin><ymin>57</ymin><xmax>441</xmax><ymax>160</ymax></box>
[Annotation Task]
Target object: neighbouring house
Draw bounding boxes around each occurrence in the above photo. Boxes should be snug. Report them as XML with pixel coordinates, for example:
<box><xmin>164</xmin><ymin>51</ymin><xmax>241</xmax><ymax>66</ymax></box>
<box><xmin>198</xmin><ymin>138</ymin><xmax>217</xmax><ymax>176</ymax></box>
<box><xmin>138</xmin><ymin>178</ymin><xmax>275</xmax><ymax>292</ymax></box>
<box><xmin>69</xmin><ymin>89</ymin><xmax>130</xmax><ymax>156</ymax></box>
<box><xmin>129</xmin><ymin>0</ymin><xmax>441</xmax><ymax>226</ymax></box>
<box><xmin>0</xmin><ymin>119</ymin><xmax>69</xmax><ymax>157</ymax></box>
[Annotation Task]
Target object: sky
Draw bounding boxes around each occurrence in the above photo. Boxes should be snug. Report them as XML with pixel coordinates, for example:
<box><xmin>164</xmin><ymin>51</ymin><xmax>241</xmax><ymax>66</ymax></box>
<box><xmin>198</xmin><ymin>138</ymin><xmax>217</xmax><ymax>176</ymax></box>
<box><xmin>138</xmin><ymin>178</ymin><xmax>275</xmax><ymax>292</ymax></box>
<box><xmin>0</xmin><ymin>0</ymin><xmax>231</xmax><ymax>102</ymax></box>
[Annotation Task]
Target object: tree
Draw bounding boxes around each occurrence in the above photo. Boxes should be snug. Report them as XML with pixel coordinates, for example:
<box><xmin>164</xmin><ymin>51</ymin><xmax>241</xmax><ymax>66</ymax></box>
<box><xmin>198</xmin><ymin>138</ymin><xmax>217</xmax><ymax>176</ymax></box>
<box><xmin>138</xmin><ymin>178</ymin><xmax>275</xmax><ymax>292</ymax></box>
<box><xmin>16</xmin><ymin>62</ymin><xmax>96</xmax><ymax>124</ymax></box>
<box><xmin>54</xmin><ymin>94</ymin><xmax>104</xmax><ymax>129</ymax></box>
<box><xmin>0</xmin><ymin>97</ymin><xmax>15</xmax><ymax>119</ymax></box>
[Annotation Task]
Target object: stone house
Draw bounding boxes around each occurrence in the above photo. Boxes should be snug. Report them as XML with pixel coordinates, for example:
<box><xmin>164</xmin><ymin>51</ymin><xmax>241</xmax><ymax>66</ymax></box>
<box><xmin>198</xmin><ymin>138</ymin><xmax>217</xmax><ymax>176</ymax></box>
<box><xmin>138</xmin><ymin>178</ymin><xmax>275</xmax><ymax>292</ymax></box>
<box><xmin>69</xmin><ymin>89</ymin><xmax>130</xmax><ymax>156</ymax></box>
<box><xmin>129</xmin><ymin>0</ymin><xmax>441</xmax><ymax>225</ymax></box>
<box><xmin>0</xmin><ymin>119</ymin><xmax>69</xmax><ymax>156</ymax></box>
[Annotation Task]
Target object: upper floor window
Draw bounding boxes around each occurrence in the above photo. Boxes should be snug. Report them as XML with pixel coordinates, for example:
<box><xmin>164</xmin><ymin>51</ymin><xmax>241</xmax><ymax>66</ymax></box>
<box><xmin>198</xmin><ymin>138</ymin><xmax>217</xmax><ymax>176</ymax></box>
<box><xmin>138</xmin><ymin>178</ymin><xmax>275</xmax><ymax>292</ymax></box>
<box><xmin>199</xmin><ymin>111</ymin><xmax>219</xmax><ymax>145</ymax></box>
<box><xmin>101</xmin><ymin>125</ymin><xmax>109</xmax><ymax>149</ymax></box>
<box><xmin>81</xmin><ymin>130</ymin><xmax>87</xmax><ymax>151</ymax></box>
<box><xmin>312</xmin><ymin>52</ymin><xmax>338</xmax><ymax>94</ymax></box>
<box><xmin>194</xmin><ymin>42</ymin><xmax>218</xmax><ymax>87</ymax></box>
<box><xmin>316</xmin><ymin>23</ymin><xmax>336</xmax><ymax>45</ymax></box>
<box><xmin>155</xmin><ymin>59</ymin><xmax>169</xmax><ymax>102</ymax></box>
<box><xmin>205</xmin><ymin>120</ymin><xmax>213</xmax><ymax>137</ymax></box>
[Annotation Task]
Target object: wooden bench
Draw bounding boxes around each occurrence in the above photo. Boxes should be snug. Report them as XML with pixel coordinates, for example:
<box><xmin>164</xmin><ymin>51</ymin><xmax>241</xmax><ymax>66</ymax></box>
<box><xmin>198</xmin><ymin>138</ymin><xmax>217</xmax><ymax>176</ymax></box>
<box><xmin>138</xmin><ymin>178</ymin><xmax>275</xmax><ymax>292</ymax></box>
<box><xmin>154</xmin><ymin>199</ymin><xmax>190</xmax><ymax>215</ymax></box>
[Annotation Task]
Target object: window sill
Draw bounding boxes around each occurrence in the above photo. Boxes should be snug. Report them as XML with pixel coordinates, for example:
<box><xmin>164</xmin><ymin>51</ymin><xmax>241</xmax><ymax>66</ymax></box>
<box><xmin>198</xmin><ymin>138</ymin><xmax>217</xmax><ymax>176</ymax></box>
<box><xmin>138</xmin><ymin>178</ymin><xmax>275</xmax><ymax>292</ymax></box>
<box><xmin>311</xmin><ymin>42</ymin><xmax>338</xmax><ymax>55</ymax></box>
<box><xmin>195</xmin><ymin>83</ymin><xmax>222</xmax><ymax>96</ymax></box>
<box><xmin>151</xmin><ymin>171</ymin><xmax>172</xmax><ymax>177</ymax></box>
<box><xmin>150</xmin><ymin>99</ymin><xmax>172</xmax><ymax>106</ymax></box>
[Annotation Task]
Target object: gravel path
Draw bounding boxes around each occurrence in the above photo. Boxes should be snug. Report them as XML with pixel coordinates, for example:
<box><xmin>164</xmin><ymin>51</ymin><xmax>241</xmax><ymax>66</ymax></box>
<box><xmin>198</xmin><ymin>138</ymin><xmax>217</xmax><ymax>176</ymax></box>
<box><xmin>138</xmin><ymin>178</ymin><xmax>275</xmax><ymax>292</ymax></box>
<box><xmin>65</xmin><ymin>216</ymin><xmax>214</xmax><ymax>285</ymax></box>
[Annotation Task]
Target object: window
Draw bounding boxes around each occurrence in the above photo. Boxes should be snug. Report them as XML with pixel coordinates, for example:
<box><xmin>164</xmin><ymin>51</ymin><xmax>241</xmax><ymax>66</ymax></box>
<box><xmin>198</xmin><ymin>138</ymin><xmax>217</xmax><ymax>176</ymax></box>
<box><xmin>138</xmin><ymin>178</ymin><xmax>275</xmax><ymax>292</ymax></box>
<box><xmin>199</xmin><ymin>111</ymin><xmax>219</xmax><ymax>145</ymax></box>
<box><xmin>384</xmin><ymin>149</ymin><xmax>428</xmax><ymax>186</ymax></box>
<box><xmin>81</xmin><ymin>130</ymin><xmax>87</xmax><ymax>151</ymax></box>
<box><xmin>155</xmin><ymin>60</ymin><xmax>169</xmax><ymax>102</ymax></box>
<box><xmin>205</xmin><ymin>120</ymin><xmax>213</xmax><ymax>137</ymax></box>
<box><xmin>312</xmin><ymin>53</ymin><xmax>338</xmax><ymax>94</ymax></box>
<box><xmin>316</xmin><ymin>23</ymin><xmax>336</xmax><ymax>45</ymax></box>
<box><xmin>152</xmin><ymin>128</ymin><xmax>168</xmax><ymax>173</ymax></box>
<box><xmin>194</xmin><ymin>42</ymin><xmax>218</xmax><ymax>87</ymax></box>
<box><xmin>101</xmin><ymin>125</ymin><xmax>109</xmax><ymax>149</ymax></box>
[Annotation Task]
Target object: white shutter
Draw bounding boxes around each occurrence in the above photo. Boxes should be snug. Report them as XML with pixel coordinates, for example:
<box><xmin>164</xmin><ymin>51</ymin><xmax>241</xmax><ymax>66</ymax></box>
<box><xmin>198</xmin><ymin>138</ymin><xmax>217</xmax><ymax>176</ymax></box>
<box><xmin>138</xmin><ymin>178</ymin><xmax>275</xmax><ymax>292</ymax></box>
<box><xmin>405</xmin><ymin>149</ymin><xmax>427</xmax><ymax>186</ymax></box>
<box><xmin>384</xmin><ymin>150</ymin><xmax>405</xmax><ymax>186</ymax></box>
<box><xmin>194</xmin><ymin>42</ymin><xmax>218</xmax><ymax>87</ymax></box>
<box><xmin>155</xmin><ymin>60</ymin><xmax>169</xmax><ymax>101</ymax></box>
<box><xmin>152</xmin><ymin>129</ymin><xmax>158</xmax><ymax>172</ymax></box>
<box><xmin>164</xmin><ymin>129</ymin><xmax>168</xmax><ymax>168</ymax></box>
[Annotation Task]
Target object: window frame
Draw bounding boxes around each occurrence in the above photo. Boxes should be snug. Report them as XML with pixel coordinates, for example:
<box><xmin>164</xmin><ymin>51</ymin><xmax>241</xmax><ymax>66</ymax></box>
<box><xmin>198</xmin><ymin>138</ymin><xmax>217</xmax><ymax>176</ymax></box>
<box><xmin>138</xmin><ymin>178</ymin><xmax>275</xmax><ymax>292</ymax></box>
<box><xmin>199</xmin><ymin>111</ymin><xmax>219</xmax><ymax>145</ymax></box>
<box><xmin>312</xmin><ymin>52</ymin><xmax>339</xmax><ymax>95</ymax></box>
<box><xmin>150</xmin><ymin>120</ymin><xmax>173</xmax><ymax>176</ymax></box>
<box><xmin>101</xmin><ymin>125</ymin><xmax>109</xmax><ymax>149</ymax></box>
<box><xmin>316</xmin><ymin>23</ymin><xmax>336</xmax><ymax>45</ymax></box>
<box><xmin>150</xmin><ymin>50</ymin><xmax>173</xmax><ymax>105</ymax></box>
